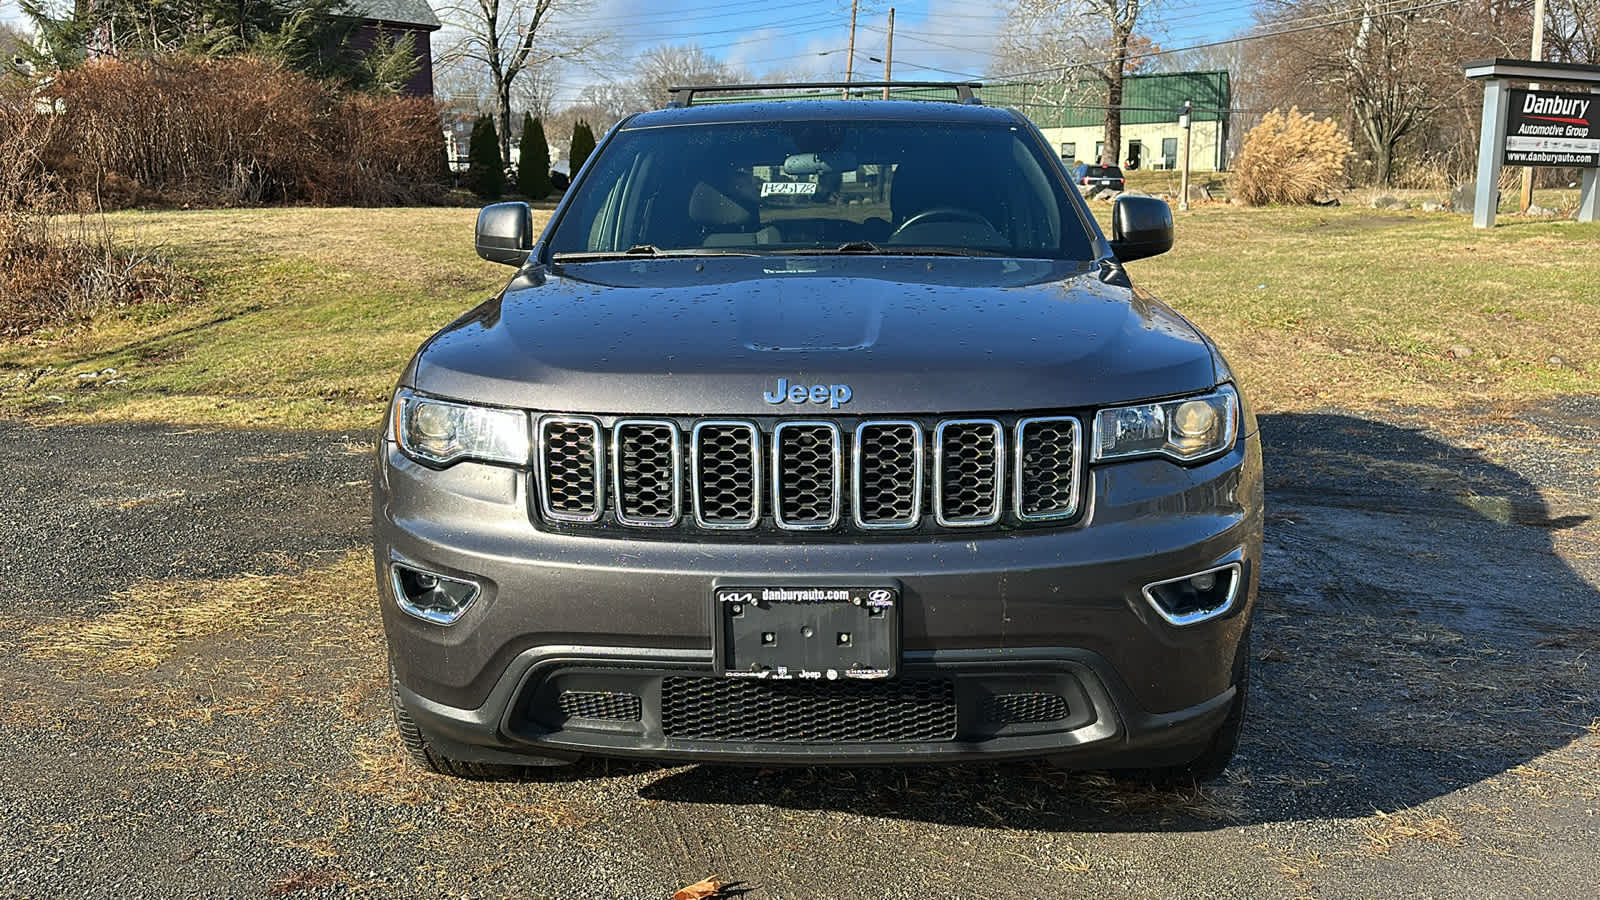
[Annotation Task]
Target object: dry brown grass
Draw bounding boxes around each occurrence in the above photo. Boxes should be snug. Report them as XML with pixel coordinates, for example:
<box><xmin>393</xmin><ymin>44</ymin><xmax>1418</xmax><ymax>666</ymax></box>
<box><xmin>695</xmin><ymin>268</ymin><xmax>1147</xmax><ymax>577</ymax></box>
<box><xmin>19</xmin><ymin>551</ymin><xmax>372</xmax><ymax>674</ymax></box>
<box><xmin>1360</xmin><ymin>808</ymin><xmax>1463</xmax><ymax>856</ymax></box>
<box><xmin>1231</xmin><ymin>107</ymin><xmax>1353</xmax><ymax>206</ymax></box>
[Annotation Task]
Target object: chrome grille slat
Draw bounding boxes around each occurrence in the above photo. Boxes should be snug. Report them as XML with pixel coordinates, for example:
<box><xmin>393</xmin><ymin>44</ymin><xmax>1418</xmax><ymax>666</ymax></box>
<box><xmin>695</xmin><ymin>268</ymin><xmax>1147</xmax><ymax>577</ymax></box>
<box><xmin>691</xmin><ymin>421</ymin><xmax>761</xmax><ymax>529</ymax></box>
<box><xmin>612</xmin><ymin>420</ymin><xmax>681</xmax><ymax>527</ymax></box>
<box><xmin>933</xmin><ymin>419</ymin><xmax>1004</xmax><ymax>527</ymax></box>
<box><xmin>772</xmin><ymin>421</ymin><xmax>842</xmax><ymax>530</ymax></box>
<box><xmin>1015</xmin><ymin>416</ymin><xmax>1082</xmax><ymax>521</ymax></box>
<box><xmin>853</xmin><ymin>421</ymin><xmax>922</xmax><ymax>529</ymax></box>
<box><xmin>537</xmin><ymin>416</ymin><xmax>604</xmax><ymax>523</ymax></box>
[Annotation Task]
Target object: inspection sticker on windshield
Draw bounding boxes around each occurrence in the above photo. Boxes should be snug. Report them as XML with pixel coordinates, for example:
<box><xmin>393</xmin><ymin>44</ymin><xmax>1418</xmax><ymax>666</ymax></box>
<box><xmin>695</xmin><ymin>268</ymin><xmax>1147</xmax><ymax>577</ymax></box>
<box><xmin>761</xmin><ymin>181</ymin><xmax>817</xmax><ymax>197</ymax></box>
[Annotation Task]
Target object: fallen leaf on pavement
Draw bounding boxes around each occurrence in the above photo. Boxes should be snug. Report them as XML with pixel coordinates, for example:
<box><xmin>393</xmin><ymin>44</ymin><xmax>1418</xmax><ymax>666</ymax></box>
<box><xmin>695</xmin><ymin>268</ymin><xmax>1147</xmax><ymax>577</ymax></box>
<box><xmin>674</xmin><ymin>876</ymin><xmax>725</xmax><ymax>900</ymax></box>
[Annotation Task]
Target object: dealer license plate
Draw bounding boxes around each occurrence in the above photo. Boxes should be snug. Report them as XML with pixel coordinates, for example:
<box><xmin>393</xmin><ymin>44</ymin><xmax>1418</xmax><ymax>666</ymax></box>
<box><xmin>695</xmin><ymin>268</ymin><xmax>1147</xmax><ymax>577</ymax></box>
<box><xmin>713</xmin><ymin>585</ymin><xmax>899</xmax><ymax>681</ymax></box>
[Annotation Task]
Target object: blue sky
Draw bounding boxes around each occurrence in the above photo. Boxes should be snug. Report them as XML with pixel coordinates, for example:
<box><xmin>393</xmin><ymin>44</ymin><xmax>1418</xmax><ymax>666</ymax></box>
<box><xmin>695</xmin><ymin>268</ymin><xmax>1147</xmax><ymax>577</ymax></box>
<box><xmin>553</xmin><ymin>0</ymin><xmax>1257</xmax><ymax>104</ymax></box>
<box><xmin>3</xmin><ymin>0</ymin><xmax>1258</xmax><ymax>103</ymax></box>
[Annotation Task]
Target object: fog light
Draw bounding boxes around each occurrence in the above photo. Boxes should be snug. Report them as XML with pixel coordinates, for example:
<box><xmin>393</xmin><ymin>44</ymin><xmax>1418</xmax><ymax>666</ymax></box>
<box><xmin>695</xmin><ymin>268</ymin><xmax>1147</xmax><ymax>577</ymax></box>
<box><xmin>1142</xmin><ymin>562</ymin><xmax>1242</xmax><ymax>627</ymax></box>
<box><xmin>391</xmin><ymin>562</ymin><xmax>480</xmax><ymax>625</ymax></box>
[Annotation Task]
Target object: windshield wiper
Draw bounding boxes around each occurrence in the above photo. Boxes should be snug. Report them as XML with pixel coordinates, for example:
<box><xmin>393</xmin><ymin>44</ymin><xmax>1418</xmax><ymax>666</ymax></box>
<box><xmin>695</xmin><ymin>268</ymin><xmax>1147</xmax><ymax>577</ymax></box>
<box><xmin>835</xmin><ymin>240</ymin><xmax>886</xmax><ymax>253</ymax></box>
<box><xmin>789</xmin><ymin>243</ymin><xmax>1002</xmax><ymax>257</ymax></box>
<box><xmin>552</xmin><ymin>246</ymin><xmax>761</xmax><ymax>262</ymax></box>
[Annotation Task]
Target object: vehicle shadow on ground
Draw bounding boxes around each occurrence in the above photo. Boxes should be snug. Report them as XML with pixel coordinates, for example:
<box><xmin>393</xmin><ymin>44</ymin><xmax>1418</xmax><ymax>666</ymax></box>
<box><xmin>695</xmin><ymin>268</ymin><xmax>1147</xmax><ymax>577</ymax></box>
<box><xmin>637</xmin><ymin>410</ymin><xmax>1600</xmax><ymax>830</ymax></box>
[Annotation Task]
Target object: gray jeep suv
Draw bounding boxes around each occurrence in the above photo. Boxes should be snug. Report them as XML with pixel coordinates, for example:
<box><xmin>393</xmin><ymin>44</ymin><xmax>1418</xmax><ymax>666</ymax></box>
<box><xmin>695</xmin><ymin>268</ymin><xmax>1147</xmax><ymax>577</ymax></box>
<box><xmin>375</xmin><ymin>85</ymin><xmax>1262</xmax><ymax>783</ymax></box>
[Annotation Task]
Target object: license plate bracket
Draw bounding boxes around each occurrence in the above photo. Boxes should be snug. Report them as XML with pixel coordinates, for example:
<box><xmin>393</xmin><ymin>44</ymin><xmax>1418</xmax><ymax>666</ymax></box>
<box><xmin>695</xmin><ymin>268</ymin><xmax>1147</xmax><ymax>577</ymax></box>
<box><xmin>713</xmin><ymin>585</ymin><xmax>899</xmax><ymax>680</ymax></box>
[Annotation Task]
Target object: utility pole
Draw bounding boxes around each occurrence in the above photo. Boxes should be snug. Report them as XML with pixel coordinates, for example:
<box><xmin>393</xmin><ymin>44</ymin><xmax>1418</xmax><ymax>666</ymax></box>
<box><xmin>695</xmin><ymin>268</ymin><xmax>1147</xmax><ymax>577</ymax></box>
<box><xmin>844</xmin><ymin>0</ymin><xmax>859</xmax><ymax>99</ymax></box>
<box><xmin>1519</xmin><ymin>0</ymin><xmax>1547</xmax><ymax>212</ymax></box>
<box><xmin>1178</xmin><ymin>100</ymin><xmax>1193</xmax><ymax>211</ymax></box>
<box><xmin>882</xmin><ymin>8</ymin><xmax>895</xmax><ymax>100</ymax></box>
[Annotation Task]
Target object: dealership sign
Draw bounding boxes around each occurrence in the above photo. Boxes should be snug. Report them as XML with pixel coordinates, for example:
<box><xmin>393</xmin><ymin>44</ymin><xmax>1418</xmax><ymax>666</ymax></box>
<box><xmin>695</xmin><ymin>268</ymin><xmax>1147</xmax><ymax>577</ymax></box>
<box><xmin>1505</xmin><ymin>88</ymin><xmax>1598</xmax><ymax>167</ymax></box>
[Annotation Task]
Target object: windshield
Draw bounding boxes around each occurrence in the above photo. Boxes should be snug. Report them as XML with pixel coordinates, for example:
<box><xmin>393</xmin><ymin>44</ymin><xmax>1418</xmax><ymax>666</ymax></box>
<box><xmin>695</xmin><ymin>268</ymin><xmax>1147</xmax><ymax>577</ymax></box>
<box><xmin>547</xmin><ymin>119</ymin><xmax>1096</xmax><ymax>260</ymax></box>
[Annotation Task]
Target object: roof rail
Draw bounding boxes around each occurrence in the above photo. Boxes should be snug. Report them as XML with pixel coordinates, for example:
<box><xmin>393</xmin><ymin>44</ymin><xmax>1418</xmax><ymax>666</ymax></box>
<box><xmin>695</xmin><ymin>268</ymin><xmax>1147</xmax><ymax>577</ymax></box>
<box><xmin>665</xmin><ymin>81</ymin><xmax>984</xmax><ymax>108</ymax></box>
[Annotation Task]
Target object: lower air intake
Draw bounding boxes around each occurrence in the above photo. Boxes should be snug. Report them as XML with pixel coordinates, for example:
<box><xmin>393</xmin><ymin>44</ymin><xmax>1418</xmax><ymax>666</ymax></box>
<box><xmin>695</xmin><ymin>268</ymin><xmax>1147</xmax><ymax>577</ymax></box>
<box><xmin>660</xmin><ymin>677</ymin><xmax>957</xmax><ymax>743</ymax></box>
<box><xmin>557</xmin><ymin>690</ymin><xmax>643</xmax><ymax>722</ymax></box>
<box><xmin>981</xmin><ymin>692</ymin><xmax>1070</xmax><ymax>724</ymax></box>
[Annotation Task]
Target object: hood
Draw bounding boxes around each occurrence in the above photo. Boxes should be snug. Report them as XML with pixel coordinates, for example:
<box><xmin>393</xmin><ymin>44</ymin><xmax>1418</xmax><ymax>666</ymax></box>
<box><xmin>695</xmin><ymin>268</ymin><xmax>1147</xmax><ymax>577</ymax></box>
<box><xmin>411</xmin><ymin>257</ymin><xmax>1217</xmax><ymax>415</ymax></box>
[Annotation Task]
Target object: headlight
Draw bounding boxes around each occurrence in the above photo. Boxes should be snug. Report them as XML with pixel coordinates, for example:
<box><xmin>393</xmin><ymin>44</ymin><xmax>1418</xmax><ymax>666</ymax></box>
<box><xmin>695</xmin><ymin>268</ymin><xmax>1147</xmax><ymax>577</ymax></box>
<box><xmin>393</xmin><ymin>389</ymin><xmax>530</xmax><ymax>467</ymax></box>
<box><xmin>1092</xmin><ymin>384</ymin><xmax>1239</xmax><ymax>463</ymax></box>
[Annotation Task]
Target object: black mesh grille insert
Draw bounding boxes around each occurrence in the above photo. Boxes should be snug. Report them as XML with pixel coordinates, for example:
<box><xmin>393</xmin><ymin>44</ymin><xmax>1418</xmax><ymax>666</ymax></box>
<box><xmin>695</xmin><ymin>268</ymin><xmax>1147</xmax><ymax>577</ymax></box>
<box><xmin>558</xmin><ymin>690</ymin><xmax>643</xmax><ymax>722</ymax></box>
<box><xmin>774</xmin><ymin>424</ymin><xmax>839</xmax><ymax>527</ymax></box>
<box><xmin>615</xmin><ymin>422</ymin><xmax>677</xmax><ymax>525</ymax></box>
<box><xmin>855</xmin><ymin>423</ymin><xmax>920</xmax><ymax>526</ymax></box>
<box><xmin>936</xmin><ymin>421</ymin><xmax>1002</xmax><ymax>524</ymax></box>
<box><xmin>981</xmin><ymin>692</ymin><xmax>1070</xmax><ymax>724</ymax></box>
<box><xmin>540</xmin><ymin>419</ymin><xmax>600</xmax><ymax>519</ymax></box>
<box><xmin>693</xmin><ymin>423</ymin><xmax>758</xmax><ymax>527</ymax></box>
<box><xmin>1017</xmin><ymin>417</ymin><xmax>1080</xmax><ymax>519</ymax></box>
<box><xmin>661</xmin><ymin>677</ymin><xmax>957</xmax><ymax>743</ymax></box>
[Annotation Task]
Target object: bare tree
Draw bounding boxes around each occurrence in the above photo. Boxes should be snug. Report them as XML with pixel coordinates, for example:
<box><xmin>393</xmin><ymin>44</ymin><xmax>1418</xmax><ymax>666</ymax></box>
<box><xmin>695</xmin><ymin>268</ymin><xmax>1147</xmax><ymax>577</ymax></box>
<box><xmin>628</xmin><ymin>43</ymin><xmax>744</xmax><ymax>110</ymax></box>
<box><xmin>1545</xmin><ymin>0</ymin><xmax>1600</xmax><ymax>64</ymax></box>
<box><xmin>993</xmin><ymin>1</ymin><xmax>1159</xmax><ymax>166</ymax></box>
<box><xmin>1253</xmin><ymin>0</ymin><xmax>1533</xmax><ymax>185</ymax></box>
<box><xmin>437</xmin><ymin>0</ymin><xmax>605</xmax><ymax>160</ymax></box>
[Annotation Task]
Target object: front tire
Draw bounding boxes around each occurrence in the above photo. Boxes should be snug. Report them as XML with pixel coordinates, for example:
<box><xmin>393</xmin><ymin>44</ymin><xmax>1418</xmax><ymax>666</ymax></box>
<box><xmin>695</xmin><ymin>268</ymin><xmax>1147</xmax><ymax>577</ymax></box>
<box><xmin>388</xmin><ymin>668</ymin><xmax>528</xmax><ymax>780</ymax></box>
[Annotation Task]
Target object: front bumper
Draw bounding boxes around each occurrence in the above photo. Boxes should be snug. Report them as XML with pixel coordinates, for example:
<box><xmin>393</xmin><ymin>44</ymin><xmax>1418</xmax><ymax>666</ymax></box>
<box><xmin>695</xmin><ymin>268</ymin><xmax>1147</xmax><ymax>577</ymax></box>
<box><xmin>375</xmin><ymin>431</ymin><xmax>1262</xmax><ymax>766</ymax></box>
<box><xmin>396</xmin><ymin>645</ymin><xmax>1239</xmax><ymax>768</ymax></box>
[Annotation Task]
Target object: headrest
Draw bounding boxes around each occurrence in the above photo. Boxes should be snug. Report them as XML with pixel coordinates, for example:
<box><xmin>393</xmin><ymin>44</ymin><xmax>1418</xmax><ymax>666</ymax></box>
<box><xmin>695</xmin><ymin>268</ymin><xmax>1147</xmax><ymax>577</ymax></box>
<box><xmin>689</xmin><ymin>182</ymin><xmax>754</xmax><ymax>227</ymax></box>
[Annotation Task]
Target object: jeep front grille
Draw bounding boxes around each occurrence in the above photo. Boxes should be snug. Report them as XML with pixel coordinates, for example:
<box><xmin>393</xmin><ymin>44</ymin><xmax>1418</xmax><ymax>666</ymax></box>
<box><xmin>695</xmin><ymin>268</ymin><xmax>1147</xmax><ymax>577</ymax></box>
<box><xmin>612</xmin><ymin>420</ymin><xmax>680</xmax><ymax>527</ymax></box>
<box><xmin>934</xmin><ymin>420</ymin><xmax>1004</xmax><ymax>526</ymax></box>
<box><xmin>1015</xmin><ymin>417</ymin><xmax>1083</xmax><ymax>521</ymax></box>
<box><xmin>533</xmin><ymin>413</ymin><xmax>1081</xmax><ymax>535</ymax></box>
<box><xmin>853</xmin><ymin>421</ymin><xmax>922</xmax><ymax>528</ymax></box>
<box><xmin>537</xmin><ymin>417</ymin><xmax>603</xmax><ymax>522</ymax></box>
<box><xmin>773</xmin><ymin>422</ymin><xmax>842</xmax><ymax>530</ymax></box>
<box><xmin>691</xmin><ymin>421</ymin><xmax>760</xmax><ymax>528</ymax></box>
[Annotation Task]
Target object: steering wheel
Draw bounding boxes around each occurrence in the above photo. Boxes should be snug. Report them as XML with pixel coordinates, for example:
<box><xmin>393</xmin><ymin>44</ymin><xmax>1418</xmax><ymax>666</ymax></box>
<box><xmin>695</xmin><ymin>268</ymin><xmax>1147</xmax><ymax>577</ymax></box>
<box><xmin>889</xmin><ymin>207</ymin><xmax>993</xmax><ymax>240</ymax></box>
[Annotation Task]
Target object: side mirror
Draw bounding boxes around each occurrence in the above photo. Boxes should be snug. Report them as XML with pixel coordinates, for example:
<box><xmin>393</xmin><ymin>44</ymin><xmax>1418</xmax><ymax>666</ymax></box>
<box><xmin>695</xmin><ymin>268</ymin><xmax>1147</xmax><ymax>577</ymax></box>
<box><xmin>475</xmin><ymin>202</ymin><xmax>533</xmax><ymax>266</ymax></box>
<box><xmin>1108</xmin><ymin>196</ymin><xmax>1174</xmax><ymax>263</ymax></box>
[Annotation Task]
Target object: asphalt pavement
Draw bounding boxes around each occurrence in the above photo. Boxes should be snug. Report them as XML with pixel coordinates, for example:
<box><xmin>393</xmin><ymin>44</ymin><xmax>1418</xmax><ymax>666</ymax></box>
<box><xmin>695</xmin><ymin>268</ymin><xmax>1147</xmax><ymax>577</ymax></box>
<box><xmin>1</xmin><ymin>403</ymin><xmax>1596</xmax><ymax>899</ymax></box>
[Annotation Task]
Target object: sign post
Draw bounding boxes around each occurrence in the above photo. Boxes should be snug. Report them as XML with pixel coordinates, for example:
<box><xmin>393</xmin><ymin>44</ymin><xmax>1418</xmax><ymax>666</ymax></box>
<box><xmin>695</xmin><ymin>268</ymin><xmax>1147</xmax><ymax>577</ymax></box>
<box><xmin>1472</xmin><ymin>78</ymin><xmax>1511</xmax><ymax>229</ymax></box>
<box><xmin>1463</xmin><ymin>59</ymin><xmax>1600</xmax><ymax>228</ymax></box>
<box><xmin>1178</xmin><ymin>100</ymin><xmax>1193</xmax><ymax>212</ymax></box>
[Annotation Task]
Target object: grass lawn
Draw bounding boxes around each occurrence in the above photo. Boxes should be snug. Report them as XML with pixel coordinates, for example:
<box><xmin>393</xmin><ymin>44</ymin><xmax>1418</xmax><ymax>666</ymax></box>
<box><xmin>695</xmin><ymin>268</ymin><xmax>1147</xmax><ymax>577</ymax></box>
<box><xmin>1</xmin><ymin>203</ymin><xmax>1595</xmax><ymax>431</ymax></box>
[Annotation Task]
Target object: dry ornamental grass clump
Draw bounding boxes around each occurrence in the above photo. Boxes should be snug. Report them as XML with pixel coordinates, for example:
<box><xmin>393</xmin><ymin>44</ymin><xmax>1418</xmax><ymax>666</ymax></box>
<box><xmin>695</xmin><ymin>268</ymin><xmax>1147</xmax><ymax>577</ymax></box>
<box><xmin>1231</xmin><ymin>106</ymin><xmax>1353</xmax><ymax>206</ymax></box>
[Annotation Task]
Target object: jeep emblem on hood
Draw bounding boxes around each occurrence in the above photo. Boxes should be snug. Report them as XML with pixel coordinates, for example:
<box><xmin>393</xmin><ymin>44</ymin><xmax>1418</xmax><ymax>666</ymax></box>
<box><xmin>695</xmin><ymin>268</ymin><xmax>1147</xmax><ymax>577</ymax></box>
<box><xmin>763</xmin><ymin>378</ymin><xmax>852</xmax><ymax>409</ymax></box>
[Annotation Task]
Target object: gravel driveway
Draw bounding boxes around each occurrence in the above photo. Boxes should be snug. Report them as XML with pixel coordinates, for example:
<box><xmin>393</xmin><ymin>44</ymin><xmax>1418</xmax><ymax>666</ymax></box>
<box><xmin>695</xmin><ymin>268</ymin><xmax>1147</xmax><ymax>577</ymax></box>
<box><xmin>1</xmin><ymin>403</ymin><xmax>1596</xmax><ymax>899</ymax></box>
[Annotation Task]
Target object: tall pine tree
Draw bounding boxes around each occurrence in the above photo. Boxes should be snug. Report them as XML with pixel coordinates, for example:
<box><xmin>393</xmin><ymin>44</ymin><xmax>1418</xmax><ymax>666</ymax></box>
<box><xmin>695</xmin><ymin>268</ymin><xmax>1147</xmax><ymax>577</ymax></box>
<box><xmin>466</xmin><ymin>115</ymin><xmax>505</xmax><ymax>200</ymax></box>
<box><xmin>517</xmin><ymin>113</ymin><xmax>552</xmax><ymax>200</ymax></box>
<box><xmin>569</xmin><ymin>121</ymin><xmax>596</xmax><ymax>177</ymax></box>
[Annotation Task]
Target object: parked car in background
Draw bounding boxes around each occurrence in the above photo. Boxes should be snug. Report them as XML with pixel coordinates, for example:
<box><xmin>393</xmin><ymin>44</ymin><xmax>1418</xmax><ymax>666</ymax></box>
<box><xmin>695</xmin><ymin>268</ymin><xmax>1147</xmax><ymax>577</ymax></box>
<box><xmin>1070</xmin><ymin>162</ymin><xmax>1126</xmax><ymax>192</ymax></box>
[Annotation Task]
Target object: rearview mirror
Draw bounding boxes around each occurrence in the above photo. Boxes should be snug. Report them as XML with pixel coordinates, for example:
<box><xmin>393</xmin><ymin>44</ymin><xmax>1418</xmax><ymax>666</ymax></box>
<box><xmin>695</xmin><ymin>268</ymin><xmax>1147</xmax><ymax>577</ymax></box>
<box><xmin>475</xmin><ymin>202</ymin><xmax>533</xmax><ymax>266</ymax></box>
<box><xmin>782</xmin><ymin>152</ymin><xmax>857</xmax><ymax>176</ymax></box>
<box><xmin>1108</xmin><ymin>196</ymin><xmax>1174</xmax><ymax>263</ymax></box>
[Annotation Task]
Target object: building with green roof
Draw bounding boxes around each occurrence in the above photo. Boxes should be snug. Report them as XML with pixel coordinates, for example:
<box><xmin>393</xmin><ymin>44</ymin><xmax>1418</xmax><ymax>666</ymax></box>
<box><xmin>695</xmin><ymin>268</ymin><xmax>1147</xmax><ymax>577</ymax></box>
<box><xmin>700</xmin><ymin>70</ymin><xmax>1232</xmax><ymax>172</ymax></box>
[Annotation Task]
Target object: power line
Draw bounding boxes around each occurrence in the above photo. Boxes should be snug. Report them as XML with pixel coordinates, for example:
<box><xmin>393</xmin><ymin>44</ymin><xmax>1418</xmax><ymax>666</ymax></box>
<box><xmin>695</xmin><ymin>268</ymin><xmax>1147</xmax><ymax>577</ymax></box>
<box><xmin>568</xmin><ymin>11</ymin><xmax>840</xmax><ymax>41</ymax></box>
<box><xmin>544</xmin><ymin>0</ymin><xmax>835</xmax><ymax>26</ymax></box>
<box><xmin>987</xmin><ymin>0</ymin><xmax>1468</xmax><ymax>81</ymax></box>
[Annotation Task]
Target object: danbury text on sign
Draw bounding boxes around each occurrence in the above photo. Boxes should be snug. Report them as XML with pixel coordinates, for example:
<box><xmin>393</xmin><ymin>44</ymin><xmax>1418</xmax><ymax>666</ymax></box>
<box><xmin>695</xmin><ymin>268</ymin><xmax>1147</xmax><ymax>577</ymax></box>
<box><xmin>1505</xmin><ymin>88</ymin><xmax>1599</xmax><ymax>167</ymax></box>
